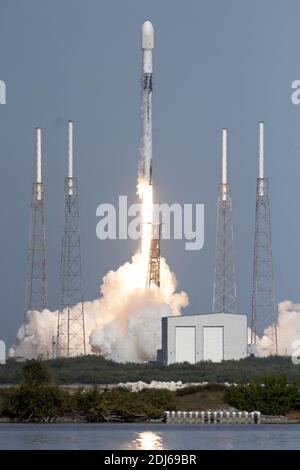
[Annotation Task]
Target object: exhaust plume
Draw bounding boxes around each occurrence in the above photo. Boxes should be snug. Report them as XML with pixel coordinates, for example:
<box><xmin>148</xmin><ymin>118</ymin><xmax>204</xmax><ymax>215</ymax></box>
<box><xmin>256</xmin><ymin>300</ymin><xmax>300</xmax><ymax>356</ymax></box>
<box><xmin>10</xmin><ymin>253</ymin><xmax>188</xmax><ymax>361</ymax></box>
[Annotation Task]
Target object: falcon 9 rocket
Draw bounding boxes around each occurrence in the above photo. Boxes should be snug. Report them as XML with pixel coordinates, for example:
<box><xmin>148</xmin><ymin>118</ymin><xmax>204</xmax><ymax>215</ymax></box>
<box><xmin>141</xmin><ymin>20</ymin><xmax>154</xmax><ymax>185</ymax></box>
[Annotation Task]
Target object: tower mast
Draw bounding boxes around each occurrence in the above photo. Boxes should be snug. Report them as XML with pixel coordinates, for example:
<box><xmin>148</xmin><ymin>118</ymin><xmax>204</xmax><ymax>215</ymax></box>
<box><xmin>25</xmin><ymin>128</ymin><xmax>47</xmax><ymax>315</ymax></box>
<box><xmin>57</xmin><ymin>121</ymin><xmax>86</xmax><ymax>357</ymax></box>
<box><xmin>251</xmin><ymin>122</ymin><xmax>277</xmax><ymax>354</ymax></box>
<box><xmin>213</xmin><ymin>128</ymin><xmax>238</xmax><ymax>313</ymax></box>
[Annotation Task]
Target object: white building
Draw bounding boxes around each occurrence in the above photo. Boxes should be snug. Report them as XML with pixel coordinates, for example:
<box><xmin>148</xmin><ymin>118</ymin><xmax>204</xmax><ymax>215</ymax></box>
<box><xmin>0</xmin><ymin>340</ymin><xmax>6</xmax><ymax>365</ymax></box>
<box><xmin>160</xmin><ymin>313</ymin><xmax>247</xmax><ymax>365</ymax></box>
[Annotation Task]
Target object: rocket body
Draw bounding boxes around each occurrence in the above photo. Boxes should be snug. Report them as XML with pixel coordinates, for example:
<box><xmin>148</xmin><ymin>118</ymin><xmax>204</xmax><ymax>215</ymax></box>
<box><xmin>141</xmin><ymin>20</ymin><xmax>153</xmax><ymax>185</ymax></box>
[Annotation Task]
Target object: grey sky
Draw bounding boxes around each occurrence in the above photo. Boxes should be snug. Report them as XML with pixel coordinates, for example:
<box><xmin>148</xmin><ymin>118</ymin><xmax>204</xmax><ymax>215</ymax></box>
<box><xmin>0</xmin><ymin>0</ymin><xmax>299</xmax><ymax>346</ymax></box>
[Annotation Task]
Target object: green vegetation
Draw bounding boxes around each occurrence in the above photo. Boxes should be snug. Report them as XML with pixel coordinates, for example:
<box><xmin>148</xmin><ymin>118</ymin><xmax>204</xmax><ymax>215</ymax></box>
<box><xmin>175</xmin><ymin>383</ymin><xmax>227</xmax><ymax>396</ymax></box>
<box><xmin>0</xmin><ymin>355</ymin><xmax>300</xmax><ymax>385</ymax></box>
<box><xmin>22</xmin><ymin>360</ymin><xmax>53</xmax><ymax>384</ymax></box>
<box><xmin>224</xmin><ymin>375</ymin><xmax>300</xmax><ymax>415</ymax></box>
<box><xmin>73</xmin><ymin>387</ymin><xmax>175</xmax><ymax>422</ymax></box>
<box><xmin>0</xmin><ymin>361</ymin><xmax>176</xmax><ymax>422</ymax></box>
<box><xmin>0</xmin><ymin>361</ymin><xmax>68</xmax><ymax>422</ymax></box>
<box><xmin>1</xmin><ymin>362</ymin><xmax>300</xmax><ymax>421</ymax></box>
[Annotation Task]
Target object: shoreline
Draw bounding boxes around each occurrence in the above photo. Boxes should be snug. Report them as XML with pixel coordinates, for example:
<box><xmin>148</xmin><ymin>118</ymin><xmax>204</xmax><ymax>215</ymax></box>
<box><xmin>1</xmin><ymin>416</ymin><xmax>300</xmax><ymax>424</ymax></box>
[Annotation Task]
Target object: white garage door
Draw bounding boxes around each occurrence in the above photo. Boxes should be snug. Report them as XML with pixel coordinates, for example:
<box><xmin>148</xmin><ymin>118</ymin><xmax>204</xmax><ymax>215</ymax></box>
<box><xmin>203</xmin><ymin>326</ymin><xmax>223</xmax><ymax>362</ymax></box>
<box><xmin>175</xmin><ymin>327</ymin><xmax>196</xmax><ymax>364</ymax></box>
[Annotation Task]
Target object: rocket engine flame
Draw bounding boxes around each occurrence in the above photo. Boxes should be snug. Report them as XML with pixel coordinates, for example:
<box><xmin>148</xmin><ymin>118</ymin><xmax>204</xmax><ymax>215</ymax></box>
<box><xmin>138</xmin><ymin>180</ymin><xmax>153</xmax><ymax>284</ymax></box>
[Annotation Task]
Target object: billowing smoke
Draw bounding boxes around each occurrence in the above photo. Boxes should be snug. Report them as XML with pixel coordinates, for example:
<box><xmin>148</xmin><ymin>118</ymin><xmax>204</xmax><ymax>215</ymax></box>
<box><xmin>10</xmin><ymin>290</ymin><xmax>300</xmax><ymax>361</ymax></box>
<box><xmin>256</xmin><ymin>300</ymin><xmax>300</xmax><ymax>356</ymax></box>
<box><xmin>10</xmin><ymin>308</ymin><xmax>58</xmax><ymax>359</ymax></box>
<box><xmin>9</xmin><ymin>253</ymin><xmax>188</xmax><ymax>361</ymax></box>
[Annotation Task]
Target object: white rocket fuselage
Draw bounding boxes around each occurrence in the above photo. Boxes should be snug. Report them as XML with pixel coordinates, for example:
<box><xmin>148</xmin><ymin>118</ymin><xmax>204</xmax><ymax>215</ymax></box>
<box><xmin>141</xmin><ymin>20</ymin><xmax>153</xmax><ymax>185</ymax></box>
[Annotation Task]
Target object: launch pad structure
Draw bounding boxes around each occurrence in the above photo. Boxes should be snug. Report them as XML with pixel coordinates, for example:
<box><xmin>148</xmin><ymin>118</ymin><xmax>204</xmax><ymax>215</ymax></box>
<box><xmin>56</xmin><ymin>121</ymin><xmax>86</xmax><ymax>358</ymax></box>
<box><xmin>213</xmin><ymin>128</ymin><xmax>238</xmax><ymax>314</ymax></box>
<box><xmin>25</xmin><ymin>128</ymin><xmax>47</xmax><ymax>315</ymax></box>
<box><xmin>147</xmin><ymin>223</ymin><xmax>161</xmax><ymax>288</ymax></box>
<box><xmin>251</xmin><ymin>122</ymin><xmax>278</xmax><ymax>355</ymax></box>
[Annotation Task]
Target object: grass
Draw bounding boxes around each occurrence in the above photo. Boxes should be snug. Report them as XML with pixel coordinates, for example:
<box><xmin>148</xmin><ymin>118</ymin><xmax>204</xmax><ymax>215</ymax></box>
<box><xmin>174</xmin><ymin>390</ymin><xmax>228</xmax><ymax>411</ymax></box>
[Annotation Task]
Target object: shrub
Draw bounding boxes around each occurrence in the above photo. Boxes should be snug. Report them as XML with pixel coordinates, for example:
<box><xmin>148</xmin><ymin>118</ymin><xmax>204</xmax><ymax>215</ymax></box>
<box><xmin>176</xmin><ymin>383</ymin><xmax>227</xmax><ymax>396</ymax></box>
<box><xmin>73</xmin><ymin>387</ymin><xmax>174</xmax><ymax>422</ymax></box>
<box><xmin>224</xmin><ymin>374</ymin><xmax>300</xmax><ymax>415</ymax></box>
<box><xmin>22</xmin><ymin>360</ymin><xmax>53</xmax><ymax>385</ymax></box>
<box><xmin>3</xmin><ymin>383</ymin><xmax>68</xmax><ymax>421</ymax></box>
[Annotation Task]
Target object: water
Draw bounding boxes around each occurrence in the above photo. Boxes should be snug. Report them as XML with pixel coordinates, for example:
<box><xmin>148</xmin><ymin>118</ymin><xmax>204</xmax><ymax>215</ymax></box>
<box><xmin>0</xmin><ymin>423</ymin><xmax>299</xmax><ymax>450</ymax></box>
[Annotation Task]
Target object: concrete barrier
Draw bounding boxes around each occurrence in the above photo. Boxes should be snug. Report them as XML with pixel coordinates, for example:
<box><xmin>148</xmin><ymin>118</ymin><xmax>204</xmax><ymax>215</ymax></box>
<box><xmin>165</xmin><ymin>410</ymin><xmax>261</xmax><ymax>424</ymax></box>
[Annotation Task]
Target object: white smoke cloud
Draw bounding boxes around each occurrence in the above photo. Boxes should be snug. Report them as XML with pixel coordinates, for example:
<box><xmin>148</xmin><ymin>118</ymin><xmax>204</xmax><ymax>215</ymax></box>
<box><xmin>10</xmin><ymin>253</ymin><xmax>188</xmax><ymax>362</ymax></box>
<box><xmin>256</xmin><ymin>300</ymin><xmax>300</xmax><ymax>356</ymax></box>
<box><xmin>9</xmin><ymin>308</ymin><xmax>58</xmax><ymax>359</ymax></box>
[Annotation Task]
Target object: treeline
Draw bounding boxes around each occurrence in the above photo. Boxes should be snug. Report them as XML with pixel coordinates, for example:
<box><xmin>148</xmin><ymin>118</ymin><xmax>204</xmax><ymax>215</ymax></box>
<box><xmin>0</xmin><ymin>355</ymin><xmax>300</xmax><ymax>385</ymax></box>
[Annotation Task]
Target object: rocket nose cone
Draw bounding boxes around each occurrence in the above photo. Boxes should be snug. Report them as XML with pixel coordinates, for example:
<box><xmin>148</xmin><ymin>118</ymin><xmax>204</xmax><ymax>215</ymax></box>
<box><xmin>142</xmin><ymin>20</ymin><xmax>154</xmax><ymax>49</ymax></box>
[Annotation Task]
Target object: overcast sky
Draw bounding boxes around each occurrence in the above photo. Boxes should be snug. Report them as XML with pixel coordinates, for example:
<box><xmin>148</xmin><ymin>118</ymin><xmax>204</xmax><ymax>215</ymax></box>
<box><xmin>0</xmin><ymin>0</ymin><xmax>300</xmax><ymax>346</ymax></box>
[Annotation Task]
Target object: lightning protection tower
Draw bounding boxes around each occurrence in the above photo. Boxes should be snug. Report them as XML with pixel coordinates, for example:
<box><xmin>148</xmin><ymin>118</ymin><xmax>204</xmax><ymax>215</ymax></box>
<box><xmin>251</xmin><ymin>122</ymin><xmax>277</xmax><ymax>355</ymax></box>
<box><xmin>25</xmin><ymin>128</ymin><xmax>47</xmax><ymax>315</ymax></box>
<box><xmin>213</xmin><ymin>128</ymin><xmax>238</xmax><ymax>313</ymax></box>
<box><xmin>56</xmin><ymin>121</ymin><xmax>86</xmax><ymax>357</ymax></box>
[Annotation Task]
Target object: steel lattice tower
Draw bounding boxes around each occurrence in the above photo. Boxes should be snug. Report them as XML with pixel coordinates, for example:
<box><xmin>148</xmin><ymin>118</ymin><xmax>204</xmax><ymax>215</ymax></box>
<box><xmin>25</xmin><ymin>128</ymin><xmax>47</xmax><ymax>315</ymax></box>
<box><xmin>147</xmin><ymin>223</ymin><xmax>161</xmax><ymax>288</ymax></box>
<box><xmin>213</xmin><ymin>129</ymin><xmax>238</xmax><ymax>313</ymax></box>
<box><xmin>251</xmin><ymin>122</ymin><xmax>277</xmax><ymax>355</ymax></box>
<box><xmin>56</xmin><ymin>121</ymin><xmax>86</xmax><ymax>357</ymax></box>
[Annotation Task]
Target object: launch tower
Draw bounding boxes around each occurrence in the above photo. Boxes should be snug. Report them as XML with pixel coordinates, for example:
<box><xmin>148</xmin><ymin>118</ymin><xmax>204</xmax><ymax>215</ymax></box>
<box><xmin>213</xmin><ymin>128</ymin><xmax>238</xmax><ymax>313</ymax></box>
<box><xmin>56</xmin><ymin>121</ymin><xmax>86</xmax><ymax>357</ymax></box>
<box><xmin>251</xmin><ymin>122</ymin><xmax>277</xmax><ymax>354</ymax></box>
<box><xmin>25</xmin><ymin>128</ymin><xmax>47</xmax><ymax>315</ymax></box>
<box><xmin>147</xmin><ymin>223</ymin><xmax>161</xmax><ymax>287</ymax></box>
